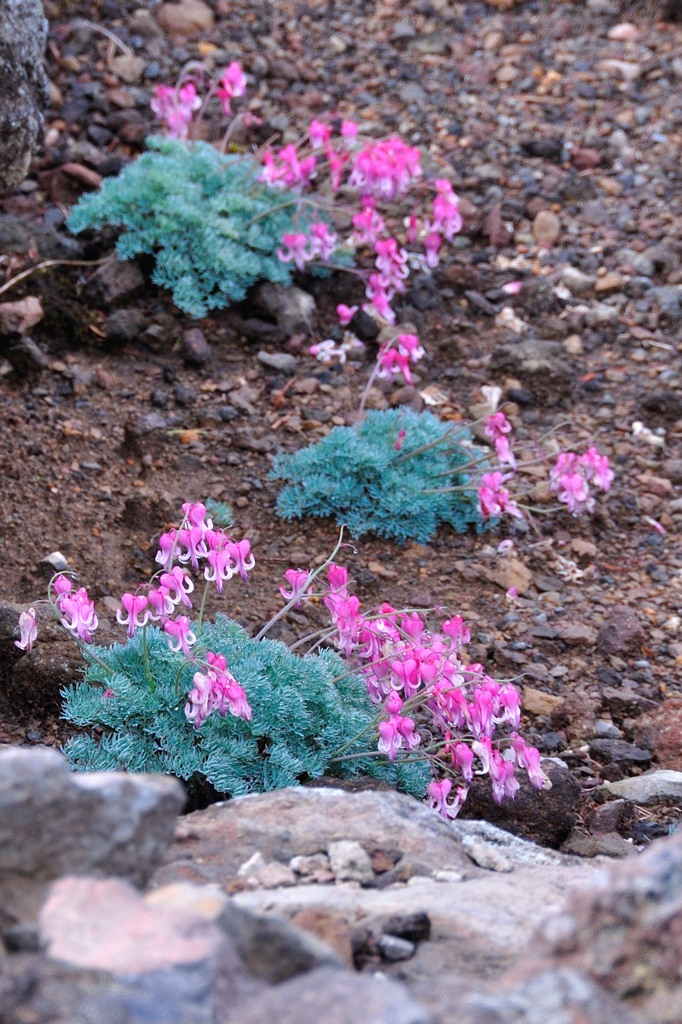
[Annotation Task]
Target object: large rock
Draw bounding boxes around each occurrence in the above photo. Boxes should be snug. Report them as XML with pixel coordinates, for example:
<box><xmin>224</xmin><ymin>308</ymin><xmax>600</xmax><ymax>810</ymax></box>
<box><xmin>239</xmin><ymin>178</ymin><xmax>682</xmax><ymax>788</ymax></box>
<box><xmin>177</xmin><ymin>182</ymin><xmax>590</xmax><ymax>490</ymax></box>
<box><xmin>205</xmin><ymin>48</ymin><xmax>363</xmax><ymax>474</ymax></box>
<box><xmin>222</xmin><ymin>965</ymin><xmax>432</xmax><ymax>1024</ymax></box>
<box><xmin>520</xmin><ymin>828</ymin><xmax>682</xmax><ymax>1023</ymax></box>
<box><xmin>632</xmin><ymin>698</ymin><xmax>682</xmax><ymax>771</ymax></box>
<box><xmin>153</xmin><ymin>787</ymin><xmax>598</xmax><ymax>1020</ymax></box>
<box><xmin>0</xmin><ymin>747</ymin><xmax>184</xmax><ymax>943</ymax></box>
<box><xmin>460</xmin><ymin>761</ymin><xmax>581</xmax><ymax>849</ymax></box>
<box><xmin>0</xmin><ymin>0</ymin><xmax>48</xmax><ymax>193</ymax></box>
<box><xmin>450</xmin><ymin>968</ymin><xmax>642</xmax><ymax>1024</ymax></box>
<box><xmin>38</xmin><ymin>876</ymin><xmax>261</xmax><ymax>1023</ymax></box>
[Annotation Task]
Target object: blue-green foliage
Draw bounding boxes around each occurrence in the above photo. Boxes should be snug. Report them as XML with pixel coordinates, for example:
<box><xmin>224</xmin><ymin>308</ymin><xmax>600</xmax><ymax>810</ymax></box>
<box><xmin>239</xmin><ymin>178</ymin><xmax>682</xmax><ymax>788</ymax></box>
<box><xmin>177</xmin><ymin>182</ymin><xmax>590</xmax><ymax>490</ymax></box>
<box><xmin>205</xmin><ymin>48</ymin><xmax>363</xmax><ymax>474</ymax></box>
<box><xmin>67</xmin><ymin>137</ymin><xmax>351</xmax><ymax>319</ymax></box>
<box><xmin>272</xmin><ymin>408</ymin><xmax>484</xmax><ymax>543</ymax></box>
<box><xmin>61</xmin><ymin>616</ymin><xmax>430</xmax><ymax>799</ymax></box>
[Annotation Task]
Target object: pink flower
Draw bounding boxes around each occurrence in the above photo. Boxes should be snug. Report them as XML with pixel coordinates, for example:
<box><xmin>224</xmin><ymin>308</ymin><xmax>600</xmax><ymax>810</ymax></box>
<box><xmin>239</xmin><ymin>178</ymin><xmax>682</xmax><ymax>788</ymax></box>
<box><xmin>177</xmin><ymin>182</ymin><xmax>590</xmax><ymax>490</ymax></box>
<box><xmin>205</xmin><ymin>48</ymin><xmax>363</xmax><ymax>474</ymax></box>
<box><xmin>337</xmin><ymin>303</ymin><xmax>358</xmax><ymax>326</ymax></box>
<box><xmin>185</xmin><ymin>653</ymin><xmax>252</xmax><ymax>727</ymax></box>
<box><xmin>15</xmin><ymin>607</ymin><xmax>37</xmax><ymax>654</ymax></box>
<box><xmin>184</xmin><ymin>670</ymin><xmax>213</xmax><ymax>728</ymax></box>
<box><xmin>327</xmin><ymin>563</ymin><xmax>349</xmax><ymax>597</ymax></box>
<box><xmin>427</xmin><ymin>778</ymin><xmax>468</xmax><ymax>819</ymax></box>
<box><xmin>163</xmin><ymin>615</ymin><xmax>196</xmax><ymax>657</ymax></box>
<box><xmin>182</xmin><ymin>502</ymin><xmax>213</xmax><ymax>532</ymax></box>
<box><xmin>497</xmin><ymin>685</ymin><xmax>521</xmax><ymax>728</ymax></box>
<box><xmin>58</xmin><ymin>587</ymin><xmax>98</xmax><ymax>642</ymax></box>
<box><xmin>579</xmin><ymin>447</ymin><xmax>614</xmax><ymax>491</ymax></box>
<box><xmin>176</xmin><ymin>526</ymin><xmax>207</xmax><ymax>569</ymax></box>
<box><xmin>277</xmin><ymin>232</ymin><xmax>312</xmax><ymax>271</ymax></box>
<box><xmin>260</xmin><ymin>145</ymin><xmax>317</xmax><ymax>190</ymax></box>
<box><xmin>352</xmin><ymin>206</ymin><xmax>386</xmax><ymax>246</ymax></box>
<box><xmin>325</xmin><ymin>593</ymin><xmax>362</xmax><ymax>656</ymax></box>
<box><xmin>477</xmin><ymin>471</ymin><xmax>523</xmax><ymax>520</ymax></box>
<box><xmin>308</xmin><ymin>222</ymin><xmax>338</xmax><ymax>261</ymax></box>
<box><xmin>217</xmin><ymin>61</ymin><xmax>247</xmax><ymax>116</ymax></box>
<box><xmin>441</xmin><ymin>616</ymin><xmax>471</xmax><ymax>648</ymax></box>
<box><xmin>340</xmin><ymin>120</ymin><xmax>358</xmax><ymax>139</ymax></box>
<box><xmin>494</xmin><ymin>435</ymin><xmax>517</xmax><ymax>469</ymax></box>
<box><xmin>423</xmin><ymin>231</ymin><xmax>442</xmax><ymax>269</ymax></box>
<box><xmin>427</xmin><ymin>178</ymin><xmax>463</xmax><ymax>241</ymax></box>
<box><xmin>511</xmin><ymin>734</ymin><xmax>546</xmax><ymax>789</ymax></box>
<box><xmin>374</xmin><ymin>237</ymin><xmax>409</xmax><ymax>293</ymax></box>
<box><xmin>150</xmin><ymin>82</ymin><xmax>201</xmax><ymax>140</ymax></box>
<box><xmin>394</xmin><ymin>428</ymin><xmax>406</xmax><ymax>451</ymax></box>
<box><xmin>228</xmin><ymin>538</ymin><xmax>255</xmax><ymax>580</ymax></box>
<box><xmin>309</xmin><ymin>118</ymin><xmax>332</xmax><ymax>149</ymax></box>
<box><xmin>204</xmin><ymin>535</ymin><xmax>236</xmax><ymax>593</ymax></box>
<box><xmin>52</xmin><ymin>574</ymin><xmax>73</xmax><ymax>598</ymax></box>
<box><xmin>489</xmin><ymin>751</ymin><xmax>519</xmax><ymax>805</ymax></box>
<box><xmin>554</xmin><ymin>472</ymin><xmax>592</xmax><ymax>515</ymax></box>
<box><xmin>378</xmin><ymin>711</ymin><xmax>420</xmax><ymax>761</ymax></box>
<box><xmin>155</xmin><ymin>530</ymin><xmax>177</xmax><ymax>571</ymax></box>
<box><xmin>327</xmin><ymin>147</ymin><xmax>350</xmax><ymax>191</ymax></box>
<box><xmin>349</xmin><ymin>137</ymin><xmax>422</xmax><ymax>200</ymax></box>
<box><xmin>158</xmin><ymin>566</ymin><xmax>194</xmax><ymax>609</ymax></box>
<box><xmin>452</xmin><ymin>742</ymin><xmax>474</xmax><ymax>783</ymax></box>
<box><xmin>279</xmin><ymin>568</ymin><xmax>310</xmax><ymax>607</ymax></box>
<box><xmin>147</xmin><ymin>586</ymin><xmax>174</xmax><ymax>620</ymax></box>
<box><xmin>206</xmin><ymin>652</ymin><xmax>252</xmax><ymax>721</ymax></box>
<box><xmin>484</xmin><ymin>411</ymin><xmax>512</xmax><ymax>442</ymax></box>
<box><xmin>376</xmin><ymin>334</ymin><xmax>424</xmax><ymax>386</ymax></box>
<box><xmin>116</xmin><ymin>594</ymin><xmax>151</xmax><ymax>639</ymax></box>
<box><xmin>364</xmin><ymin>274</ymin><xmax>395</xmax><ymax>323</ymax></box>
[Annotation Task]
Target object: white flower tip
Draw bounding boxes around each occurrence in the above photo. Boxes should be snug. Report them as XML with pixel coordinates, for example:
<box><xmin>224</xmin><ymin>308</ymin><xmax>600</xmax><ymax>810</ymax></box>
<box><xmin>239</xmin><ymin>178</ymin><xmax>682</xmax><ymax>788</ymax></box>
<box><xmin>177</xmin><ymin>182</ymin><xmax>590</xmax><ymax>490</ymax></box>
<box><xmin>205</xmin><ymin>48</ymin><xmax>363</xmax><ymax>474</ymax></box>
<box><xmin>481</xmin><ymin>385</ymin><xmax>503</xmax><ymax>411</ymax></box>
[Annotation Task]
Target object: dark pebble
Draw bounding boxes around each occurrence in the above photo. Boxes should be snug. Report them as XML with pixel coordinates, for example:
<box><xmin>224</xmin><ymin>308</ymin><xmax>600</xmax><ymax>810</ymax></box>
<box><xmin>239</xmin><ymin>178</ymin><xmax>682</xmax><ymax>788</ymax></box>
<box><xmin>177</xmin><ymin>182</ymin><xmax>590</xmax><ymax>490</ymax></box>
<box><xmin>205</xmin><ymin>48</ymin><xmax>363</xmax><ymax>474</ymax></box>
<box><xmin>174</xmin><ymin>383</ymin><xmax>198</xmax><ymax>406</ymax></box>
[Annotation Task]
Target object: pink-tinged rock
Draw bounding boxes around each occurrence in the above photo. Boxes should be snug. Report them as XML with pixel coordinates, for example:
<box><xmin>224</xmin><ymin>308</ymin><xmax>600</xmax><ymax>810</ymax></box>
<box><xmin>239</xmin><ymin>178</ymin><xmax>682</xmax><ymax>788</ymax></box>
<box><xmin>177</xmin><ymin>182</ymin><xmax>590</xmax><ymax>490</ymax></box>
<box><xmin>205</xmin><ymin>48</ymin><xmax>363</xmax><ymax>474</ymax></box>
<box><xmin>40</xmin><ymin>876</ymin><xmax>231</xmax><ymax>975</ymax></box>
<box><xmin>607</xmin><ymin>23</ymin><xmax>642</xmax><ymax>42</ymax></box>
<box><xmin>596</xmin><ymin>605</ymin><xmax>645</xmax><ymax>657</ymax></box>
<box><xmin>633</xmin><ymin>697</ymin><xmax>682</xmax><ymax>771</ymax></box>
<box><xmin>0</xmin><ymin>296</ymin><xmax>43</xmax><ymax>335</ymax></box>
<box><xmin>0</xmin><ymin>747</ymin><xmax>183</xmax><ymax>937</ymax></box>
<box><xmin>571</xmin><ymin>147</ymin><xmax>601</xmax><ymax>170</ymax></box>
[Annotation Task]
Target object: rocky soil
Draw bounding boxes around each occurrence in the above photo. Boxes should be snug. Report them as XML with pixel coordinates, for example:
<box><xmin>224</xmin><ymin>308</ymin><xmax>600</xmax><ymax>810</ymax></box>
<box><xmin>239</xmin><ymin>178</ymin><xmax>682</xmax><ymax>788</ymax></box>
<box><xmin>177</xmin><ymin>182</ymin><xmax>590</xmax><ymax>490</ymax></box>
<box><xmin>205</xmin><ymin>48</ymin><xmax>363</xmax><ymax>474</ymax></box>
<box><xmin>0</xmin><ymin>0</ymin><xmax>681</xmax><ymax>855</ymax></box>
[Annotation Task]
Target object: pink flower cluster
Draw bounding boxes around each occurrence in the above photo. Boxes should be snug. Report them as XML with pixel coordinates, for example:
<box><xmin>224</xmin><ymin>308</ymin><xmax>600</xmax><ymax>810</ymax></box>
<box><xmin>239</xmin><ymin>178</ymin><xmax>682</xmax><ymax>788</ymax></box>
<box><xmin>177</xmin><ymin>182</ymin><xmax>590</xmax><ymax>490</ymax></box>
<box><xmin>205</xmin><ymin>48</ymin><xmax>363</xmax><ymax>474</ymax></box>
<box><xmin>277</xmin><ymin>222</ymin><xmax>338</xmax><ymax>271</ymax></box>
<box><xmin>151</xmin><ymin>63</ymin><xmax>248</xmax><ymax>140</ymax></box>
<box><xmin>279</xmin><ymin>560</ymin><xmax>546</xmax><ymax>818</ymax></box>
<box><xmin>257</xmin><ymin>117</ymin><xmax>462</xmax><ymax>327</ymax></box>
<box><xmin>15</xmin><ymin>502</ymin><xmax>255</xmax><ymax>733</ymax></box>
<box><xmin>151</xmin><ymin>82</ymin><xmax>202</xmax><ymax>141</ymax></box>
<box><xmin>549</xmin><ymin>447</ymin><xmax>615</xmax><ymax>514</ymax></box>
<box><xmin>216</xmin><ymin>61</ymin><xmax>247</xmax><ymax>117</ymax></box>
<box><xmin>155</xmin><ymin>502</ymin><xmax>255</xmax><ymax>593</ymax></box>
<box><xmin>51</xmin><ymin>575</ymin><xmax>99</xmax><ymax>642</ymax></box>
<box><xmin>476</xmin><ymin>403</ymin><xmax>614</xmax><ymax>524</ymax></box>
<box><xmin>376</xmin><ymin>333</ymin><xmax>424</xmax><ymax>386</ymax></box>
<box><xmin>185</xmin><ymin>651</ymin><xmax>251</xmax><ymax>728</ymax></box>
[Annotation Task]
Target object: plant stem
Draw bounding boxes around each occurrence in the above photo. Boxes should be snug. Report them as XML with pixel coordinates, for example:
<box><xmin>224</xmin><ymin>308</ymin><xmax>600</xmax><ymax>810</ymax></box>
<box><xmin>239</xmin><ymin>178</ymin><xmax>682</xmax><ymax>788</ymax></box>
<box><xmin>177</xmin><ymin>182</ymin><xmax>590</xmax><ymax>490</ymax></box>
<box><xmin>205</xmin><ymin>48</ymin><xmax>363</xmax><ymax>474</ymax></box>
<box><xmin>196</xmin><ymin>580</ymin><xmax>211</xmax><ymax>635</ymax></box>
<box><xmin>255</xmin><ymin>527</ymin><xmax>347</xmax><ymax>641</ymax></box>
<box><xmin>0</xmin><ymin>257</ymin><xmax>110</xmax><ymax>298</ymax></box>
<box><xmin>141</xmin><ymin>625</ymin><xmax>156</xmax><ymax>692</ymax></box>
